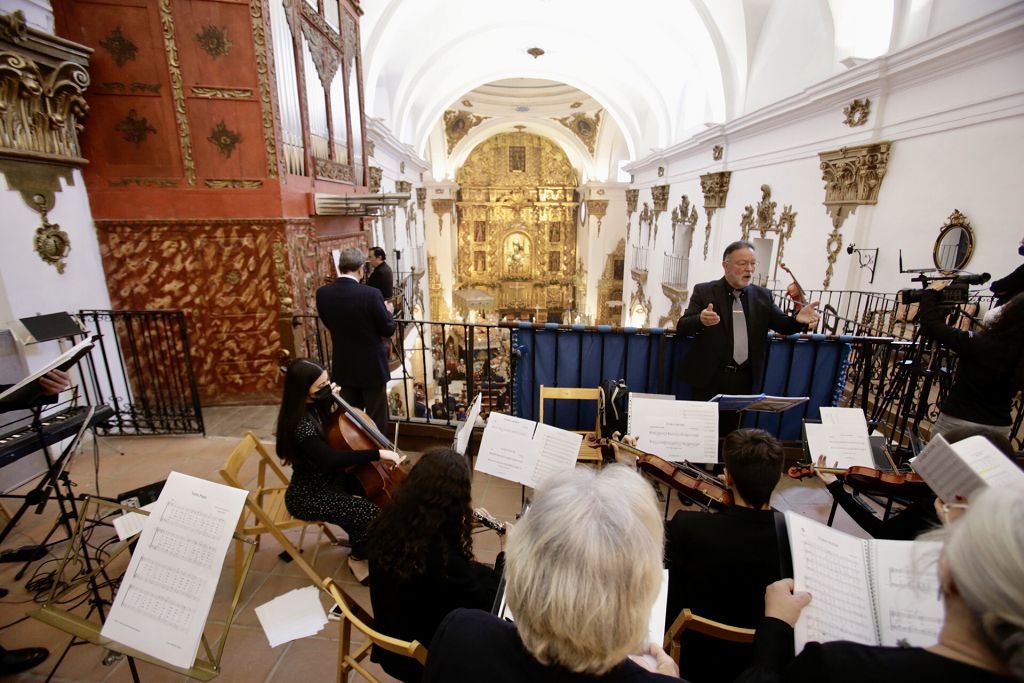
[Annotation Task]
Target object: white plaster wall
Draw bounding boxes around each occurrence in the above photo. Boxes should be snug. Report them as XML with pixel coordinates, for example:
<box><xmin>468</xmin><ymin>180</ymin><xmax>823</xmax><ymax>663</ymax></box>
<box><xmin>623</xmin><ymin>4</ymin><xmax>1024</xmax><ymax>326</ymax></box>
<box><xmin>0</xmin><ymin>170</ymin><xmax>113</xmax><ymax>374</ymax></box>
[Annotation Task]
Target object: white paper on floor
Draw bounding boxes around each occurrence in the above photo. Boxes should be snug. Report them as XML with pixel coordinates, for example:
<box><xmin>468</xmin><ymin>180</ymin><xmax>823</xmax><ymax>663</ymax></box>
<box><xmin>255</xmin><ymin>585</ymin><xmax>329</xmax><ymax>647</ymax></box>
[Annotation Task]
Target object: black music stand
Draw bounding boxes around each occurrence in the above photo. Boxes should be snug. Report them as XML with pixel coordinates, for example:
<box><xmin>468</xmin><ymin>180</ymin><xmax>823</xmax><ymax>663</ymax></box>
<box><xmin>0</xmin><ymin>336</ymin><xmax>97</xmax><ymax>575</ymax></box>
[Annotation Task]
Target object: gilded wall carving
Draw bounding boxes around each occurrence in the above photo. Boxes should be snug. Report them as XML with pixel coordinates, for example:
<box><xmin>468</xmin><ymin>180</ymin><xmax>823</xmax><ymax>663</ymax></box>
<box><xmin>315</xmin><ymin>157</ymin><xmax>354</xmax><ymax>183</ymax></box>
<box><xmin>596</xmin><ymin>239</ymin><xmax>625</xmax><ymax>326</ymax></box>
<box><xmin>158</xmin><ymin>0</ymin><xmax>196</xmax><ymax>185</ymax></box>
<box><xmin>818</xmin><ymin>142</ymin><xmax>890</xmax><ymax>288</ymax></box>
<box><xmin>208</xmin><ymin>120</ymin><xmax>242</xmax><ymax>157</ymax></box>
<box><xmin>586</xmin><ymin>198</ymin><xmax>608</xmax><ymax>235</ymax></box>
<box><xmin>249</xmin><ymin>0</ymin><xmax>280</xmax><ymax>178</ymax></box>
<box><xmin>416</xmin><ymin>186</ymin><xmax>426</xmax><ymax>210</ymax></box>
<box><xmin>670</xmin><ymin>194</ymin><xmax>698</xmax><ymax>246</ymax></box>
<box><xmin>369</xmin><ymin>165</ymin><xmax>382</xmax><ymax>192</ymax></box>
<box><xmin>454</xmin><ymin>131</ymin><xmax>578</xmax><ymax>320</ymax></box>
<box><xmin>444</xmin><ymin>109</ymin><xmax>489</xmax><ymax>154</ymax></box>
<box><xmin>843</xmin><ymin>98</ymin><xmax>870</xmax><ymax>127</ymax></box>
<box><xmin>300</xmin><ymin>3</ymin><xmax>342</xmax><ymax>90</ymax></box>
<box><xmin>739</xmin><ymin>184</ymin><xmax>796</xmax><ymax>284</ymax></box>
<box><xmin>554</xmin><ymin>109</ymin><xmax>601</xmax><ymax>155</ymax></box>
<box><xmin>0</xmin><ymin>12</ymin><xmax>90</xmax><ymax>164</ymax></box>
<box><xmin>699</xmin><ymin>171</ymin><xmax>731</xmax><ymax>259</ymax></box>
<box><xmin>99</xmin><ymin>26</ymin><xmax>137</xmax><ymax>66</ymax></box>
<box><xmin>395</xmin><ymin>180</ymin><xmax>412</xmax><ymax>193</ymax></box>
<box><xmin>194</xmin><ymin>25</ymin><xmax>232</xmax><ymax>58</ymax></box>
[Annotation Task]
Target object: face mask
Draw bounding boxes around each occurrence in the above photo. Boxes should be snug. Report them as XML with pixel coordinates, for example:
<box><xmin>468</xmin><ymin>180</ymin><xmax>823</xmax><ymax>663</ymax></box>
<box><xmin>312</xmin><ymin>383</ymin><xmax>334</xmax><ymax>402</ymax></box>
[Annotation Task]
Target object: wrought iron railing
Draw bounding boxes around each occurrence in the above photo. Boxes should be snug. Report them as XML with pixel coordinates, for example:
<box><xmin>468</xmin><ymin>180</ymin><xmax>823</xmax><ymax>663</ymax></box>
<box><xmin>78</xmin><ymin>310</ymin><xmax>204</xmax><ymax>435</ymax></box>
<box><xmin>630</xmin><ymin>245</ymin><xmax>649</xmax><ymax>273</ymax></box>
<box><xmin>662</xmin><ymin>253</ymin><xmax>688</xmax><ymax>286</ymax></box>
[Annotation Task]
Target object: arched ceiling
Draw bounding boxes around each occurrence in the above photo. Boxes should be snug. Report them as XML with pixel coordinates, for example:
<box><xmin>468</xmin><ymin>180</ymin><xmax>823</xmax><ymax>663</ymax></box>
<box><xmin>360</xmin><ymin>0</ymin><xmax>897</xmax><ymax>172</ymax></box>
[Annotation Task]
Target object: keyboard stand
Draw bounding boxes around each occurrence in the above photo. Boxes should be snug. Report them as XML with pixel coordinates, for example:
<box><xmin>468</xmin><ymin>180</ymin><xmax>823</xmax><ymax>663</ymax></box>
<box><xmin>0</xmin><ymin>406</ymin><xmax>94</xmax><ymax>578</ymax></box>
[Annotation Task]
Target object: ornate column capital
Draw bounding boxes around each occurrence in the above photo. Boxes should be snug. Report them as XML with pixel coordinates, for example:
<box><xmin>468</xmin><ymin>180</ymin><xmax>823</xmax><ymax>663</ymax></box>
<box><xmin>699</xmin><ymin>171</ymin><xmax>731</xmax><ymax>259</ymax></box>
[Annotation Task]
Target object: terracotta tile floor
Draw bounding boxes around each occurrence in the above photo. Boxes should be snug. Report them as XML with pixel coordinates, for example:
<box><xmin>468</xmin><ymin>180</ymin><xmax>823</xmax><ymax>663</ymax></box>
<box><xmin>0</xmin><ymin>409</ymin><xmax>865</xmax><ymax>682</ymax></box>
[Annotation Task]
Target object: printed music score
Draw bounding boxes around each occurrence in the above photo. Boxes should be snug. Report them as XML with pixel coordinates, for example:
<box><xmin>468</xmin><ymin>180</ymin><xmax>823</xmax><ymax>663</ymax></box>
<box><xmin>786</xmin><ymin>512</ymin><xmax>943</xmax><ymax>651</ymax></box>
<box><xmin>474</xmin><ymin>412</ymin><xmax>582</xmax><ymax>488</ymax></box>
<box><xmin>627</xmin><ymin>396</ymin><xmax>718</xmax><ymax>464</ymax></box>
<box><xmin>911</xmin><ymin>434</ymin><xmax>1024</xmax><ymax>503</ymax></box>
<box><xmin>101</xmin><ymin>472</ymin><xmax>247</xmax><ymax>669</ymax></box>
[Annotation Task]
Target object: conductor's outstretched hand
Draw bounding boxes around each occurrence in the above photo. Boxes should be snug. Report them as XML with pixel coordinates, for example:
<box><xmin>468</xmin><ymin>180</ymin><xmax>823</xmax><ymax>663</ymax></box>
<box><xmin>699</xmin><ymin>303</ymin><xmax>721</xmax><ymax>327</ymax></box>
<box><xmin>796</xmin><ymin>301</ymin><xmax>821</xmax><ymax>327</ymax></box>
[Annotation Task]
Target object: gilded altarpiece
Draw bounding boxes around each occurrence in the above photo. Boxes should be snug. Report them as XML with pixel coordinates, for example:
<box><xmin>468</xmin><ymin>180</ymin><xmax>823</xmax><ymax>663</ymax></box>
<box><xmin>455</xmin><ymin>132</ymin><xmax>579</xmax><ymax>320</ymax></box>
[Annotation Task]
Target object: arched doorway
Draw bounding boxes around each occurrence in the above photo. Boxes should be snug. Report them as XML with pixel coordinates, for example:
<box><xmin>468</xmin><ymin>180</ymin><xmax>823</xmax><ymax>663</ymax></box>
<box><xmin>455</xmin><ymin>131</ymin><xmax>579</xmax><ymax>322</ymax></box>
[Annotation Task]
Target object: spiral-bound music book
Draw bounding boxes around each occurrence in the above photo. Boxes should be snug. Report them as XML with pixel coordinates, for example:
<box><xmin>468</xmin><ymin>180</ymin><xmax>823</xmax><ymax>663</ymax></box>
<box><xmin>785</xmin><ymin>511</ymin><xmax>943</xmax><ymax>651</ymax></box>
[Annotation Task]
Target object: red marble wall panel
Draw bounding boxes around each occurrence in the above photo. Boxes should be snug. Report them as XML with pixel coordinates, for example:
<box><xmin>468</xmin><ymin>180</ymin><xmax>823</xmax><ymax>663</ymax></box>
<box><xmin>97</xmin><ymin>220</ymin><xmax>288</xmax><ymax>404</ymax></box>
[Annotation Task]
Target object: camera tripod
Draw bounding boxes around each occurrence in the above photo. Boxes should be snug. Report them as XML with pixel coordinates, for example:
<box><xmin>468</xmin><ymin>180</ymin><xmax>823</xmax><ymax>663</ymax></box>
<box><xmin>869</xmin><ymin>301</ymin><xmax>965</xmax><ymax>463</ymax></box>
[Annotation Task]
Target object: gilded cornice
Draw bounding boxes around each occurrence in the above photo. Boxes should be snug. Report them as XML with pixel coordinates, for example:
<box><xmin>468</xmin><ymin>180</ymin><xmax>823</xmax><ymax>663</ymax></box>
<box><xmin>699</xmin><ymin>171</ymin><xmax>731</xmax><ymax>259</ymax></box>
<box><xmin>0</xmin><ymin>11</ymin><xmax>91</xmax><ymax>166</ymax></box>
<box><xmin>818</xmin><ymin>141</ymin><xmax>890</xmax><ymax>288</ymax></box>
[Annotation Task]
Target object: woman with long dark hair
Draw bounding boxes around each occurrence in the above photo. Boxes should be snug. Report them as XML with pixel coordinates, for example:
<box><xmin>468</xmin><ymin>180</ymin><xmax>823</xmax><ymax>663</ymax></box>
<box><xmin>364</xmin><ymin>448</ymin><xmax>501</xmax><ymax>682</ymax></box>
<box><xmin>275</xmin><ymin>358</ymin><xmax>400</xmax><ymax>573</ymax></box>
<box><xmin>920</xmin><ymin>289</ymin><xmax>1024</xmax><ymax>439</ymax></box>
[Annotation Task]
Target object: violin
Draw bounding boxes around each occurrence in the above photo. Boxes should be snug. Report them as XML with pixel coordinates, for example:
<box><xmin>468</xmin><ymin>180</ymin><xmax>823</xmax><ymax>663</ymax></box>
<box><xmin>787</xmin><ymin>463</ymin><xmax>932</xmax><ymax>497</ymax></box>
<box><xmin>593</xmin><ymin>435</ymin><xmax>733</xmax><ymax>509</ymax></box>
<box><xmin>324</xmin><ymin>385</ymin><xmax>409</xmax><ymax>506</ymax></box>
<box><xmin>779</xmin><ymin>262</ymin><xmax>807</xmax><ymax>314</ymax></box>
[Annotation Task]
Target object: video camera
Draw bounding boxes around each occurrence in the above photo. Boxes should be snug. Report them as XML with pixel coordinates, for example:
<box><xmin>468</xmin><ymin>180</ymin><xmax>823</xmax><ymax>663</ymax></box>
<box><xmin>898</xmin><ymin>271</ymin><xmax>989</xmax><ymax>305</ymax></box>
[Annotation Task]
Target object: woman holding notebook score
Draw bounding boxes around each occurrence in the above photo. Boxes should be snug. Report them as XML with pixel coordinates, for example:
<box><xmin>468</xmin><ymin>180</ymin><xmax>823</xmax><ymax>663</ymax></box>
<box><xmin>736</xmin><ymin>486</ymin><xmax>1024</xmax><ymax>682</ymax></box>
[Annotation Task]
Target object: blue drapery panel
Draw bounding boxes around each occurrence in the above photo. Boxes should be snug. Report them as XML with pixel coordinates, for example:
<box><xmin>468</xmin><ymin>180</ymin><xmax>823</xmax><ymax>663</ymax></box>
<box><xmin>512</xmin><ymin>324</ymin><xmax>851</xmax><ymax>441</ymax></box>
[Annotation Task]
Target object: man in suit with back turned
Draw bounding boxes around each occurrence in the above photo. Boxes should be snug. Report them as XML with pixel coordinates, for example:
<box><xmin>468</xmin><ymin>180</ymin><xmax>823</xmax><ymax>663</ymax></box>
<box><xmin>316</xmin><ymin>247</ymin><xmax>396</xmax><ymax>434</ymax></box>
<box><xmin>677</xmin><ymin>239</ymin><xmax>820</xmax><ymax>402</ymax></box>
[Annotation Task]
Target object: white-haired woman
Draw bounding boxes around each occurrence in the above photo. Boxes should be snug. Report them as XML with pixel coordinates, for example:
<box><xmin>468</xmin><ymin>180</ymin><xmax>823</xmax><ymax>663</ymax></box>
<box><xmin>422</xmin><ymin>465</ymin><xmax>680</xmax><ymax>682</ymax></box>
<box><xmin>737</xmin><ymin>486</ymin><xmax>1024</xmax><ymax>682</ymax></box>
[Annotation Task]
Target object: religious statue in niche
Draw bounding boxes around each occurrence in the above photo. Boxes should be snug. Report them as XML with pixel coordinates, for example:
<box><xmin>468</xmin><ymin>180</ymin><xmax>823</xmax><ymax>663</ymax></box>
<box><xmin>505</xmin><ymin>233</ymin><xmax>531</xmax><ymax>275</ymax></box>
<box><xmin>474</xmin><ymin>222</ymin><xmax>487</xmax><ymax>242</ymax></box>
<box><xmin>474</xmin><ymin>251</ymin><xmax>486</xmax><ymax>272</ymax></box>
<box><xmin>549</xmin><ymin>222</ymin><xmax>560</xmax><ymax>242</ymax></box>
<box><xmin>548</xmin><ymin>251</ymin><xmax>560</xmax><ymax>271</ymax></box>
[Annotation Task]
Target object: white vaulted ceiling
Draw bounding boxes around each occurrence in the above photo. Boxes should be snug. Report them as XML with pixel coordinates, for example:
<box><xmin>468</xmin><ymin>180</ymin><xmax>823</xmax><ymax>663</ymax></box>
<box><xmin>358</xmin><ymin>0</ymin><xmax>1010</xmax><ymax>178</ymax></box>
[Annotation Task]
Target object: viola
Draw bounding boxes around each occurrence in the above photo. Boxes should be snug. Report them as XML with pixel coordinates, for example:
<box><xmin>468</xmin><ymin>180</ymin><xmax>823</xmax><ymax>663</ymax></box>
<box><xmin>324</xmin><ymin>385</ymin><xmax>409</xmax><ymax>506</ymax></box>
<box><xmin>779</xmin><ymin>262</ymin><xmax>807</xmax><ymax>314</ymax></box>
<box><xmin>594</xmin><ymin>435</ymin><xmax>733</xmax><ymax>509</ymax></box>
<box><xmin>787</xmin><ymin>463</ymin><xmax>931</xmax><ymax>497</ymax></box>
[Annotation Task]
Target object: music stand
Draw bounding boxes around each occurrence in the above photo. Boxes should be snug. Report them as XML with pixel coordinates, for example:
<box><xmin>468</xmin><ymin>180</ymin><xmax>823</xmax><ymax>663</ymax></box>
<box><xmin>31</xmin><ymin>497</ymin><xmax>256</xmax><ymax>683</ymax></box>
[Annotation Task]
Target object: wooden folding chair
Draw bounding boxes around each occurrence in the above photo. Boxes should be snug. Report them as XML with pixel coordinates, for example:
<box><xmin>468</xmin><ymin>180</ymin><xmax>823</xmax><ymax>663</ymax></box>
<box><xmin>537</xmin><ymin>385</ymin><xmax>604</xmax><ymax>465</ymax></box>
<box><xmin>664</xmin><ymin>607</ymin><xmax>756</xmax><ymax>666</ymax></box>
<box><xmin>323</xmin><ymin>576</ymin><xmax>427</xmax><ymax>683</ymax></box>
<box><xmin>219</xmin><ymin>431</ymin><xmax>339</xmax><ymax>589</ymax></box>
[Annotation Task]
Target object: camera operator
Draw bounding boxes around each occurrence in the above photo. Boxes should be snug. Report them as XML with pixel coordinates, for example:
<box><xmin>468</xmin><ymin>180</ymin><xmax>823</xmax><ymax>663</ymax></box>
<box><xmin>919</xmin><ymin>287</ymin><xmax>1024</xmax><ymax>440</ymax></box>
<box><xmin>990</xmin><ymin>236</ymin><xmax>1024</xmax><ymax>306</ymax></box>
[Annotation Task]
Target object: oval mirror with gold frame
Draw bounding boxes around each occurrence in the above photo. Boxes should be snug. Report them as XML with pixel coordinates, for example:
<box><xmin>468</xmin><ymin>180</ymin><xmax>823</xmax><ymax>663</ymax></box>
<box><xmin>933</xmin><ymin>209</ymin><xmax>974</xmax><ymax>272</ymax></box>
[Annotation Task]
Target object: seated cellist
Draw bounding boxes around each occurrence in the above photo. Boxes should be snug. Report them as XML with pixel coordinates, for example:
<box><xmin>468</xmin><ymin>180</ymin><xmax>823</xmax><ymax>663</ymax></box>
<box><xmin>274</xmin><ymin>358</ymin><xmax>401</xmax><ymax>581</ymax></box>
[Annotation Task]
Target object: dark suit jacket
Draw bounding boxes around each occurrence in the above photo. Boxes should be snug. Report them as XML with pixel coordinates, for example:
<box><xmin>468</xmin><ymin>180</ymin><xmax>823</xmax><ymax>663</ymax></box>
<box><xmin>677</xmin><ymin>278</ymin><xmax>805</xmax><ymax>393</ymax></box>
<box><xmin>665</xmin><ymin>506</ymin><xmax>783</xmax><ymax>683</ymax></box>
<box><xmin>366</xmin><ymin>261</ymin><xmax>394</xmax><ymax>300</ymax></box>
<box><xmin>316</xmin><ymin>277</ymin><xmax>396</xmax><ymax>388</ymax></box>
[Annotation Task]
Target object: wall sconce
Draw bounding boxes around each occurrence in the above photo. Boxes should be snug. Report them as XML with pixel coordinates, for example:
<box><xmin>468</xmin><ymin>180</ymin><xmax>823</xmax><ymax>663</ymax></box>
<box><xmin>846</xmin><ymin>243</ymin><xmax>878</xmax><ymax>284</ymax></box>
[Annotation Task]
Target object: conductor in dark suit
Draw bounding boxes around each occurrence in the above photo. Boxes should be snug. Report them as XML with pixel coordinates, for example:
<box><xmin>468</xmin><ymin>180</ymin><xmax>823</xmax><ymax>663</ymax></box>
<box><xmin>664</xmin><ymin>428</ymin><xmax>787</xmax><ymax>683</ymax></box>
<box><xmin>365</xmin><ymin>246</ymin><xmax>394</xmax><ymax>301</ymax></box>
<box><xmin>316</xmin><ymin>248</ymin><xmax>396</xmax><ymax>434</ymax></box>
<box><xmin>677</xmin><ymin>240</ymin><xmax>820</xmax><ymax>401</ymax></box>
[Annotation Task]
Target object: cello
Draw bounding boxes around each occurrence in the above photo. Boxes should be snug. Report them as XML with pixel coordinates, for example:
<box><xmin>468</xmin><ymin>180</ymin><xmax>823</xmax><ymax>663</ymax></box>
<box><xmin>323</xmin><ymin>384</ymin><xmax>409</xmax><ymax>506</ymax></box>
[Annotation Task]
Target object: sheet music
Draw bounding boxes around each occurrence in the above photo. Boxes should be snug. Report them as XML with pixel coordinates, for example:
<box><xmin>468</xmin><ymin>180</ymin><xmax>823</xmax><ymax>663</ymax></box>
<box><xmin>647</xmin><ymin>569</ymin><xmax>670</xmax><ymax>646</ymax></box>
<box><xmin>454</xmin><ymin>393</ymin><xmax>483</xmax><ymax>456</ymax></box>
<box><xmin>910</xmin><ymin>434</ymin><xmax>1024</xmax><ymax>503</ymax></box>
<box><xmin>803</xmin><ymin>422</ymin><xmax>874</xmax><ymax>470</ymax></box>
<box><xmin>529</xmin><ymin>423</ymin><xmax>583</xmax><ymax>489</ymax></box>
<box><xmin>0</xmin><ymin>335</ymin><xmax>96</xmax><ymax>409</ymax></box>
<box><xmin>628</xmin><ymin>397</ymin><xmax>718</xmax><ymax>464</ymax></box>
<box><xmin>820</xmin><ymin>407</ymin><xmax>869</xmax><ymax>430</ymax></box>
<box><xmin>871</xmin><ymin>539</ymin><xmax>943</xmax><ymax>647</ymax></box>
<box><xmin>474</xmin><ymin>413</ymin><xmax>581</xmax><ymax>487</ymax></box>
<box><xmin>255</xmin><ymin>586</ymin><xmax>328</xmax><ymax>647</ymax></box>
<box><xmin>743</xmin><ymin>395</ymin><xmax>809</xmax><ymax>412</ymax></box>
<box><xmin>101</xmin><ymin>472</ymin><xmax>247</xmax><ymax>669</ymax></box>
<box><xmin>786</xmin><ymin>512</ymin><xmax>877</xmax><ymax>650</ymax></box>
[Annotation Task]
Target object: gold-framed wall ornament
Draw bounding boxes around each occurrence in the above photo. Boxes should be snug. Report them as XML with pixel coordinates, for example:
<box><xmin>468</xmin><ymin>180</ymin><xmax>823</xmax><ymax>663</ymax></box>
<box><xmin>699</xmin><ymin>171</ymin><xmax>731</xmax><ymax>259</ymax></box>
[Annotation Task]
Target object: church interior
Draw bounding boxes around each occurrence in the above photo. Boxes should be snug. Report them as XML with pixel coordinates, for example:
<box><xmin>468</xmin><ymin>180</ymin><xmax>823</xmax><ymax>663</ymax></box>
<box><xmin>0</xmin><ymin>0</ymin><xmax>1022</xmax><ymax>681</ymax></box>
